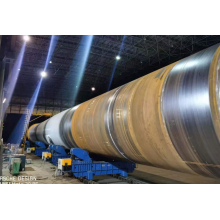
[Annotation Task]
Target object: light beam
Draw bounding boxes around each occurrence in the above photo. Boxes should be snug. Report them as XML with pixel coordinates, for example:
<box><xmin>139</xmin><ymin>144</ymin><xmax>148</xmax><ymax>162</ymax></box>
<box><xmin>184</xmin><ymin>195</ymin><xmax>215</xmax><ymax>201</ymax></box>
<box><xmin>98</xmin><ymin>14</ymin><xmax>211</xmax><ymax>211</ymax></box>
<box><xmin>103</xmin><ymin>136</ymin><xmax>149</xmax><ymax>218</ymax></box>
<box><xmin>3</xmin><ymin>43</ymin><xmax>26</xmax><ymax>117</ymax></box>
<box><xmin>44</xmin><ymin>35</ymin><xmax>59</xmax><ymax>71</ymax></box>
<box><xmin>108</xmin><ymin>35</ymin><xmax>126</xmax><ymax>91</ymax></box>
<box><xmin>8</xmin><ymin>78</ymin><xmax>43</xmax><ymax>145</ymax></box>
<box><xmin>69</xmin><ymin>35</ymin><xmax>94</xmax><ymax>105</ymax></box>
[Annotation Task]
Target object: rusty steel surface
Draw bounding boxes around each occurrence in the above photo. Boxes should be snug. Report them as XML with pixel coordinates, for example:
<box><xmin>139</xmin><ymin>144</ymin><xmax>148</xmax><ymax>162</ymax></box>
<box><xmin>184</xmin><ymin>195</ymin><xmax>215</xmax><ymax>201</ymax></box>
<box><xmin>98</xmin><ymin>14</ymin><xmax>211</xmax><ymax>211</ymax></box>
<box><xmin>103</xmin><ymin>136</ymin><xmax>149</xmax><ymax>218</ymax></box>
<box><xmin>28</xmin><ymin>44</ymin><xmax>220</xmax><ymax>178</ymax></box>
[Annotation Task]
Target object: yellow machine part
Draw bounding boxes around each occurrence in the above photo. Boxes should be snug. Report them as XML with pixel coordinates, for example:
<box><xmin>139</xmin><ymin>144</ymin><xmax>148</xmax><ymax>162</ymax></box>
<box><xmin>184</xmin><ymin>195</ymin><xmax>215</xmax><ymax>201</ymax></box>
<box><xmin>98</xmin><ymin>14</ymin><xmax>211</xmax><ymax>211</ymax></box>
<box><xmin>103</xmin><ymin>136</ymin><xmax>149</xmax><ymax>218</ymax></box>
<box><xmin>61</xmin><ymin>158</ymin><xmax>72</xmax><ymax>166</ymax></box>
<box><xmin>30</xmin><ymin>147</ymin><xmax>35</xmax><ymax>151</ymax></box>
<box><xmin>43</xmin><ymin>152</ymin><xmax>49</xmax><ymax>157</ymax></box>
<box><xmin>45</xmin><ymin>153</ymin><xmax>51</xmax><ymax>158</ymax></box>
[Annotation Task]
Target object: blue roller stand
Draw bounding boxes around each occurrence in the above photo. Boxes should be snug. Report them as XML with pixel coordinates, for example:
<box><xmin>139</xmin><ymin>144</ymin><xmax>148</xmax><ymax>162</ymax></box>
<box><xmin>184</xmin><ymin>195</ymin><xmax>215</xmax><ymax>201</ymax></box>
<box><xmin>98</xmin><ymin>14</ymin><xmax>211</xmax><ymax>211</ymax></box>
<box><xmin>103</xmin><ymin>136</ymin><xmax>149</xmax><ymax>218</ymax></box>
<box><xmin>35</xmin><ymin>142</ymin><xmax>49</xmax><ymax>157</ymax></box>
<box><xmin>69</xmin><ymin>148</ymin><xmax>136</xmax><ymax>180</ymax></box>
<box><xmin>49</xmin><ymin>145</ymin><xmax>70</xmax><ymax>166</ymax></box>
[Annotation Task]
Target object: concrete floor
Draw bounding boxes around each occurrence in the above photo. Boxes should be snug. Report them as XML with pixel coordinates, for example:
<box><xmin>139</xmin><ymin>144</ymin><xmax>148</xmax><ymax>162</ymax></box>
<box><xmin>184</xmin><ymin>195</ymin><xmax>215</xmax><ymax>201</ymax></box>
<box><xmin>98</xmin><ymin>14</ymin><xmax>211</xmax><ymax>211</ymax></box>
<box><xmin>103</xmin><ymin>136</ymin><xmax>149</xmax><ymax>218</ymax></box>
<box><xmin>2</xmin><ymin>153</ymin><xmax>220</xmax><ymax>184</ymax></box>
<box><xmin>2</xmin><ymin>154</ymin><xmax>82</xmax><ymax>184</ymax></box>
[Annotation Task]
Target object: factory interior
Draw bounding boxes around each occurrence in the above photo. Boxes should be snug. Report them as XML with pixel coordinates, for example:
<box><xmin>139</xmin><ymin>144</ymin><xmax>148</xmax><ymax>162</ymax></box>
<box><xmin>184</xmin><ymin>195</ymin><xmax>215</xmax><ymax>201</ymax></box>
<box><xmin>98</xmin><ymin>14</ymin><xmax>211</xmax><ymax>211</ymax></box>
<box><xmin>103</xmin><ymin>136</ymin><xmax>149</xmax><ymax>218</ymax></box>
<box><xmin>2</xmin><ymin>34</ymin><xmax>220</xmax><ymax>185</ymax></box>
<box><xmin>1</xmin><ymin>3</ymin><xmax>220</xmax><ymax>219</ymax></box>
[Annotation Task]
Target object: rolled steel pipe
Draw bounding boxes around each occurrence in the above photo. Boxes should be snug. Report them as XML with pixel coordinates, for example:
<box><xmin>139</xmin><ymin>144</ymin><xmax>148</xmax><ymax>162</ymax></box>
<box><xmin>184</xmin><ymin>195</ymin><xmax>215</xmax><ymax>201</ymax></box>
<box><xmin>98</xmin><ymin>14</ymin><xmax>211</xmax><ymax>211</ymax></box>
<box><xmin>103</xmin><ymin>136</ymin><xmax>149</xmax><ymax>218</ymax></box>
<box><xmin>28</xmin><ymin>44</ymin><xmax>220</xmax><ymax>178</ymax></box>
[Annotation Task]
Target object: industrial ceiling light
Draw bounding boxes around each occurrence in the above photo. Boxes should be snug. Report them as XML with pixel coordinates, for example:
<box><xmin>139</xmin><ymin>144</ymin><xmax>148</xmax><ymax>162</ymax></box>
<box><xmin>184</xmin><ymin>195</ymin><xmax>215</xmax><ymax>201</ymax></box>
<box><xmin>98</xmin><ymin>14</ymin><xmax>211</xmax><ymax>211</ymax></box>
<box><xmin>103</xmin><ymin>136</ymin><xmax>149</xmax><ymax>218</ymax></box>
<box><xmin>49</xmin><ymin>61</ymin><xmax>52</xmax><ymax>64</ymax></box>
<box><xmin>23</xmin><ymin>35</ymin><xmax>30</xmax><ymax>41</ymax></box>
<box><xmin>91</xmin><ymin>87</ymin><xmax>95</xmax><ymax>91</ymax></box>
<box><xmin>41</xmin><ymin>71</ymin><xmax>47</xmax><ymax>77</ymax></box>
<box><xmin>116</xmin><ymin>55</ymin><xmax>121</xmax><ymax>60</ymax></box>
<box><xmin>3</xmin><ymin>98</ymin><xmax>6</xmax><ymax>103</ymax></box>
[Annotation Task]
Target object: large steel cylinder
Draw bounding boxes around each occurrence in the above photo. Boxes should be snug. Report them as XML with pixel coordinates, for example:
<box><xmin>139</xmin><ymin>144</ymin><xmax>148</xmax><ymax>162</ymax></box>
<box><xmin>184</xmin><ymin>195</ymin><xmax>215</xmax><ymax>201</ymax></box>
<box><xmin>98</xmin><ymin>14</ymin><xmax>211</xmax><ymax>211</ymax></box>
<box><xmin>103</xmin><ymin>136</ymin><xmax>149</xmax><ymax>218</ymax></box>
<box><xmin>28</xmin><ymin>106</ymin><xmax>79</xmax><ymax>149</ymax></box>
<box><xmin>28</xmin><ymin>44</ymin><xmax>220</xmax><ymax>178</ymax></box>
